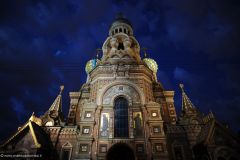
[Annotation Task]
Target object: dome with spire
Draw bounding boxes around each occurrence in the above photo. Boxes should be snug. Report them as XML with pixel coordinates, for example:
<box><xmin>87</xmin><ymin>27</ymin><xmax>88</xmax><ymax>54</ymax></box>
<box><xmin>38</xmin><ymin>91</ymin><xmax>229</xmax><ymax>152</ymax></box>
<box><xmin>85</xmin><ymin>59</ymin><xmax>99</xmax><ymax>74</ymax></box>
<box><xmin>109</xmin><ymin>13</ymin><xmax>133</xmax><ymax>36</ymax></box>
<box><xmin>143</xmin><ymin>58</ymin><xmax>158</xmax><ymax>73</ymax></box>
<box><xmin>110</xmin><ymin>13</ymin><xmax>132</xmax><ymax>28</ymax></box>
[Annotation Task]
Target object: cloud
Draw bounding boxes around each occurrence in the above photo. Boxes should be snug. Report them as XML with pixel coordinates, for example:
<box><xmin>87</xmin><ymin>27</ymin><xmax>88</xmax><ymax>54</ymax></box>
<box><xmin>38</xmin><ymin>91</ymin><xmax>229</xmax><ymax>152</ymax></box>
<box><xmin>157</xmin><ymin>70</ymin><xmax>173</xmax><ymax>89</ymax></box>
<box><xmin>0</xmin><ymin>0</ymin><xmax>240</xmax><ymax>143</ymax></box>
<box><xmin>10</xmin><ymin>97</ymin><xmax>29</xmax><ymax>121</ymax></box>
<box><xmin>173</xmin><ymin>67</ymin><xmax>203</xmax><ymax>86</ymax></box>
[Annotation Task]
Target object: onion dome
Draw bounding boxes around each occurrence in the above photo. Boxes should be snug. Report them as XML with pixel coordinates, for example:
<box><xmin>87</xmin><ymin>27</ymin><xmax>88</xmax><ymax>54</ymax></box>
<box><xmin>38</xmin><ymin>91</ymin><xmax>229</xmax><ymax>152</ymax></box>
<box><xmin>85</xmin><ymin>59</ymin><xmax>98</xmax><ymax>74</ymax></box>
<box><xmin>143</xmin><ymin>58</ymin><xmax>158</xmax><ymax>73</ymax></box>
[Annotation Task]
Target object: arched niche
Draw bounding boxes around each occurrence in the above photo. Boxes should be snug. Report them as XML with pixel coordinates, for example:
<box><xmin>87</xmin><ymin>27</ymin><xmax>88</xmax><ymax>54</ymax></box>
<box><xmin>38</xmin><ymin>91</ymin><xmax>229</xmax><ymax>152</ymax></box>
<box><xmin>97</xmin><ymin>81</ymin><xmax>145</xmax><ymax>106</ymax></box>
<box><xmin>61</xmin><ymin>141</ymin><xmax>72</xmax><ymax>160</ymax></box>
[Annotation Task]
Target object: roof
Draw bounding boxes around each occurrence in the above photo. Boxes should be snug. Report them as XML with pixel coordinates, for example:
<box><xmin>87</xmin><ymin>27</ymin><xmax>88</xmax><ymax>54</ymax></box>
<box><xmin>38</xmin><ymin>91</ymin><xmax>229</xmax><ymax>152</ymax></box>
<box><xmin>1</xmin><ymin>114</ymin><xmax>50</xmax><ymax>149</ymax></box>
<box><xmin>197</xmin><ymin>119</ymin><xmax>240</xmax><ymax>145</ymax></box>
<box><xmin>180</xmin><ymin>84</ymin><xmax>196</xmax><ymax>112</ymax></box>
<box><xmin>48</xmin><ymin>85</ymin><xmax>64</xmax><ymax>112</ymax></box>
<box><xmin>110</xmin><ymin>13</ymin><xmax>132</xmax><ymax>28</ymax></box>
<box><xmin>143</xmin><ymin>58</ymin><xmax>158</xmax><ymax>73</ymax></box>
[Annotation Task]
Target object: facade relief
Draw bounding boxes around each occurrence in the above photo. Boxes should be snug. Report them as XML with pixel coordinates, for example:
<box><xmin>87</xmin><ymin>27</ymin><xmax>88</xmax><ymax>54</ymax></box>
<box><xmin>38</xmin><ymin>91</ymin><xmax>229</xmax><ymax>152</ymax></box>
<box><xmin>102</xmin><ymin>84</ymin><xmax>140</xmax><ymax>105</ymax></box>
<box><xmin>100</xmin><ymin>113</ymin><xmax>110</xmax><ymax>137</ymax></box>
<box><xmin>133</xmin><ymin>111</ymin><xmax>143</xmax><ymax>137</ymax></box>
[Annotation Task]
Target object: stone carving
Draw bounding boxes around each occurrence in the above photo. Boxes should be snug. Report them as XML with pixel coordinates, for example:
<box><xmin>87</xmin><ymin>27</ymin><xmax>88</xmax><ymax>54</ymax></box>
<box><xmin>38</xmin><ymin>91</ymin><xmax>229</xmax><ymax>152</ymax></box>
<box><xmin>123</xmin><ymin>37</ymin><xmax>135</xmax><ymax>60</ymax></box>
<box><xmin>102</xmin><ymin>85</ymin><xmax>140</xmax><ymax>105</ymax></box>
<box><xmin>100</xmin><ymin>113</ymin><xmax>109</xmax><ymax>137</ymax></box>
<box><xmin>110</xmin><ymin>37</ymin><xmax>118</xmax><ymax>53</ymax></box>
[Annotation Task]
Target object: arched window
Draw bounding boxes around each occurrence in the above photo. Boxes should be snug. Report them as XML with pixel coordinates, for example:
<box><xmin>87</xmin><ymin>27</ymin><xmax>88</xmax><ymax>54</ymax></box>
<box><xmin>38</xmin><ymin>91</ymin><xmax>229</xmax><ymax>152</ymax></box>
<box><xmin>114</xmin><ymin>97</ymin><xmax>129</xmax><ymax>137</ymax></box>
<box><xmin>118</xmin><ymin>42</ymin><xmax>124</xmax><ymax>50</ymax></box>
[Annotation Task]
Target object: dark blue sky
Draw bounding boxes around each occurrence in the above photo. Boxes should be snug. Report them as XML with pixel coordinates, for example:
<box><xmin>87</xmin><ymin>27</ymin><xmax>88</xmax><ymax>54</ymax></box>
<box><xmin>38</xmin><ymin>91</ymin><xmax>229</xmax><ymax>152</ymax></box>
<box><xmin>0</xmin><ymin>0</ymin><xmax>240</xmax><ymax>143</ymax></box>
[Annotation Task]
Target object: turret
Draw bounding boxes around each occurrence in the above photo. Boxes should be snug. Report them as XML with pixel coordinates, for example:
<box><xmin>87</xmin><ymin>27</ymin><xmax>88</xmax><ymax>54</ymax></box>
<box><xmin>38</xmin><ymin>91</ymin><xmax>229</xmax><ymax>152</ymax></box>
<box><xmin>41</xmin><ymin>85</ymin><xmax>65</xmax><ymax>126</ymax></box>
<box><xmin>101</xmin><ymin>13</ymin><xmax>141</xmax><ymax>64</ymax></box>
<box><xmin>178</xmin><ymin>84</ymin><xmax>204</xmax><ymax>125</ymax></box>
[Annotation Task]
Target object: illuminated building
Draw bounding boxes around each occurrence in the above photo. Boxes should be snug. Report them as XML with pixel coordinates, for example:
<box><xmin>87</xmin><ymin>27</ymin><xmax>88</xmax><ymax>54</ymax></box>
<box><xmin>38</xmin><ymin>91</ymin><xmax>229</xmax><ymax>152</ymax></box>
<box><xmin>1</xmin><ymin>15</ymin><xmax>240</xmax><ymax>160</ymax></box>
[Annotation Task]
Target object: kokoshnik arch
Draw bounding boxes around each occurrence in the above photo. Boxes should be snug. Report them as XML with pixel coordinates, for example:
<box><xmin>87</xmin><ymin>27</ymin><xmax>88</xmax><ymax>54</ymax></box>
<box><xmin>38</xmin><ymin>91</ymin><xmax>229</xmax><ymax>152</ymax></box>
<box><xmin>0</xmin><ymin>14</ymin><xmax>240</xmax><ymax>160</ymax></box>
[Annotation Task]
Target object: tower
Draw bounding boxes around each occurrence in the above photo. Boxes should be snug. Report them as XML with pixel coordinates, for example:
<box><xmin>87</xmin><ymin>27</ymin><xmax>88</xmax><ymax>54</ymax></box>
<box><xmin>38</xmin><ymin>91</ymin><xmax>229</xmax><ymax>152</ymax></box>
<box><xmin>65</xmin><ymin>14</ymin><xmax>177</xmax><ymax>160</ymax></box>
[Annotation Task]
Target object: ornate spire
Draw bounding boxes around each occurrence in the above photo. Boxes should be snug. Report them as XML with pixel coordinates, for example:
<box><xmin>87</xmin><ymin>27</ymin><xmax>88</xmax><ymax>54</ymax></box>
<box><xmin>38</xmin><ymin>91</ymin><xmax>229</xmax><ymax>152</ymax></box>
<box><xmin>141</xmin><ymin>47</ymin><xmax>148</xmax><ymax>58</ymax></box>
<box><xmin>115</xmin><ymin>12</ymin><xmax>124</xmax><ymax>19</ymax></box>
<box><xmin>40</xmin><ymin>85</ymin><xmax>65</xmax><ymax>126</ymax></box>
<box><xmin>49</xmin><ymin>85</ymin><xmax>64</xmax><ymax>112</ymax></box>
<box><xmin>179</xmin><ymin>83</ymin><xmax>196</xmax><ymax>112</ymax></box>
<box><xmin>96</xmin><ymin>48</ymin><xmax>102</xmax><ymax>59</ymax></box>
<box><xmin>113</xmin><ymin>12</ymin><xmax>132</xmax><ymax>27</ymax></box>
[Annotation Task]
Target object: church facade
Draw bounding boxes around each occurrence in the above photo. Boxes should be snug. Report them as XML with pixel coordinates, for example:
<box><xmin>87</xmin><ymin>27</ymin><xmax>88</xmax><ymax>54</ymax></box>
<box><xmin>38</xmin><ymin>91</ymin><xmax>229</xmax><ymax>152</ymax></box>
<box><xmin>1</xmin><ymin>16</ymin><xmax>240</xmax><ymax>160</ymax></box>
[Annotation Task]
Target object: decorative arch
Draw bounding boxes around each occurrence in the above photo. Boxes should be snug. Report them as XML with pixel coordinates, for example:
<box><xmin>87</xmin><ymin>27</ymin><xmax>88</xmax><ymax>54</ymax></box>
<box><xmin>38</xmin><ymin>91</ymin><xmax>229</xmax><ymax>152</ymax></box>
<box><xmin>122</xmin><ymin>54</ymin><xmax>131</xmax><ymax>58</ymax></box>
<box><xmin>111</xmin><ymin>54</ymin><xmax>120</xmax><ymax>58</ymax></box>
<box><xmin>102</xmin><ymin>37</ymin><xmax>111</xmax><ymax>54</ymax></box>
<box><xmin>129</xmin><ymin>36</ymin><xmax>140</xmax><ymax>53</ymax></box>
<box><xmin>97</xmin><ymin>80</ymin><xmax>145</xmax><ymax>106</ymax></box>
<box><xmin>61</xmin><ymin>141</ymin><xmax>72</xmax><ymax>160</ymax></box>
<box><xmin>111</xmin><ymin>93</ymin><xmax>132</xmax><ymax>106</ymax></box>
<box><xmin>106</xmin><ymin>143</ymin><xmax>135</xmax><ymax>160</ymax></box>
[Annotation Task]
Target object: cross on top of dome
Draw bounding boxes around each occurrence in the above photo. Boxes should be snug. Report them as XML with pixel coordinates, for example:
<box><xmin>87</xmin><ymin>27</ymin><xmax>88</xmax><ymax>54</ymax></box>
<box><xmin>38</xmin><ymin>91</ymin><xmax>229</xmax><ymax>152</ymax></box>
<box><xmin>113</xmin><ymin>12</ymin><xmax>132</xmax><ymax>27</ymax></box>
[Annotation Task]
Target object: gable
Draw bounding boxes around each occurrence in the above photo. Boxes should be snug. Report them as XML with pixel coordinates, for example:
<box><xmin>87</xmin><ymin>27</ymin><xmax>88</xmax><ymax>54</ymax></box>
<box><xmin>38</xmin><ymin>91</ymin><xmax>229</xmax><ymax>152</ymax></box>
<box><xmin>3</xmin><ymin>125</ymin><xmax>36</xmax><ymax>151</ymax></box>
<box><xmin>1</xmin><ymin>120</ymin><xmax>51</xmax><ymax>150</ymax></box>
<box><xmin>205</xmin><ymin>121</ymin><xmax>240</xmax><ymax>147</ymax></box>
<box><xmin>14</xmin><ymin>129</ymin><xmax>36</xmax><ymax>150</ymax></box>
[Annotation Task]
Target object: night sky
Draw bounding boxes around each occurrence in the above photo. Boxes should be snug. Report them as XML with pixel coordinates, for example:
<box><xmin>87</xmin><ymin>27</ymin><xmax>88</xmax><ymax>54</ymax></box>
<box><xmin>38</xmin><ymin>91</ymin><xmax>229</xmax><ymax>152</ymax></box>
<box><xmin>1</xmin><ymin>0</ymin><xmax>240</xmax><ymax>143</ymax></box>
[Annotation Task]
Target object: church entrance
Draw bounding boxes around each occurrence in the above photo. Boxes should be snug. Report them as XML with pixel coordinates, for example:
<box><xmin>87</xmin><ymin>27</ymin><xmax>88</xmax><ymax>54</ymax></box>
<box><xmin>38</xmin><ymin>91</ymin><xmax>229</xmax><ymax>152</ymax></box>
<box><xmin>106</xmin><ymin>143</ymin><xmax>135</xmax><ymax>160</ymax></box>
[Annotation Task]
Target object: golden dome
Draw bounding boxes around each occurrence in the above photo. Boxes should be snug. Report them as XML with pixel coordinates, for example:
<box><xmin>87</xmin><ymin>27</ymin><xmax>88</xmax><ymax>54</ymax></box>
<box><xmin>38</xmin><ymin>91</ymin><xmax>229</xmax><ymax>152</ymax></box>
<box><xmin>143</xmin><ymin>58</ymin><xmax>158</xmax><ymax>73</ymax></box>
<box><xmin>85</xmin><ymin>59</ymin><xmax>99</xmax><ymax>74</ymax></box>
